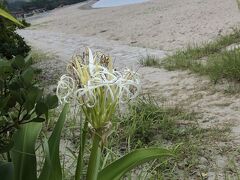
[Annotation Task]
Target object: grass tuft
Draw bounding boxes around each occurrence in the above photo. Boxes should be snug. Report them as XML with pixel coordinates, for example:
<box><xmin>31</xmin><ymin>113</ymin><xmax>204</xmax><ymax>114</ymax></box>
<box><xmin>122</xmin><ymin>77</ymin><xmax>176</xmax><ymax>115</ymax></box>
<box><xmin>159</xmin><ymin>29</ymin><xmax>240</xmax><ymax>83</ymax></box>
<box><xmin>106</xmin><ymin>97</ymin><xmax>233</xmax><ymax>179</ymax></box>
<box><xmin>31</xmin><ymin>49</ymin><xmax>56</xmax><ymax>63</ymax></box>
<box><xmin>139</xmin><ymin>55</ymin><xmax>161</xmax><ymax>67</ymax></box>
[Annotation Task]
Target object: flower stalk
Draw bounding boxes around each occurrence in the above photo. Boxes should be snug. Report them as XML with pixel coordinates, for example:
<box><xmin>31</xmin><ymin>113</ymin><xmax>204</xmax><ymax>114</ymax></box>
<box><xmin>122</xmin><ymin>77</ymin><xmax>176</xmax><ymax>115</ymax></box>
<box><xmin>75</xmin><ymin>120</ymin><xmax>88</xmax><ymax>180</ymax></box>
<box><xmin>86</xmin><ymin>130</ymin><xmax>102</xmax><ymax>180</ymax></box>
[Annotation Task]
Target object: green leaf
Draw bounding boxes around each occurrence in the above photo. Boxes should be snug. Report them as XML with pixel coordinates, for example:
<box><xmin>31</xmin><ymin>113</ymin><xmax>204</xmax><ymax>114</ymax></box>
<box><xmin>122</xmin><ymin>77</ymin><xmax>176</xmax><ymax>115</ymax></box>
<box><xmin>11</xmin><ymin>90</ymin><xmax>24</xmax><ymax>105</ymax></box>
<box><xmin>9</xmin><ymin>77</ymin><xmax>21</xmax><ymax>90</ymax></box>
<box><xmin>0</xmin><ymin>8</ymin><xmax>23</xmax><ymax>26</ymax></box>
<box><xmin>98</xmin><ymin>148</ymin><xmax>174</xmax><ymax>180</ymax></box>
<box><xmin>0</xmin><ymin>79</ymin><xmax>3</xmax><ymax>89</ymax></box>
<box><xmin>0</xmin><ymin>96</ymin><xmax>10</xmax><ymax>112</ymax></box>
<box><xmin>86</xmin><ymin>132</ymin><xmax>101</xmax><ymax>180</ymax></box>
<box><xmin>39</xmin><ymin>104</ymin><xmax>69</xmax><ymax>180</ymax></box>
<box><xmin>31</xmin><ymin>117</ymin><xmax>45</xmax><ymax>122</ymax></box>
<box><xmin>0</xmin><ymin>60</ymin><xmax>12</xmax><ymax>75</ymax></box>
<box><xmin>35</xmin><ymin>101</ymin><xmax>48</xmax><ymax>117</ymax></box>
<box><xmin>0</xmin><ymin>161</ymin><xmax>14</xmax><ymax>180</ymax></box>
<box><xmin>21</xmin><ymin>67</ymin><xmax>35</xmax><ymax>85</ymax></box>
<box><xmin>0</xmin><ymin>140</ymin><xmax>14</xmax><ymax>154</ymax></box>
<box><xmin>23</xmin><ymin>87</ymin><xmax>43</xmax><ymax>112</ymax></box>
<box><xmin>12</xmin><ymin>56</ymin><xmax>25</xmax><ymax>69</ymax></box>
<box><xmin>6</xmin><ymin>96</ymin><xmax>17</xmax><ymax>109</ymax></box>
<box><xmin>24</xmin><ymin>54</ymin><xmax>33</xmax><ymax>66</ymax></box>
<box><xmin>10</xmin><ymin>122</ymin><xmax>42</xmax><ymax>180</ymax></box>
<box><xmin>46</xmin><ymin>95</ymin><xmax>58</xmax><ymax>109</ymax></box>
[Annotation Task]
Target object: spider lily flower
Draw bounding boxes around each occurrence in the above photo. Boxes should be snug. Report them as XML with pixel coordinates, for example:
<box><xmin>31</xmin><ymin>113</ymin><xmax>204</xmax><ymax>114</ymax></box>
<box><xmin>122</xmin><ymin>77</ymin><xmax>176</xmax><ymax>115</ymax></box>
<box><xmin>56</xmin><ymin>48</ymin><xmax>140</xmax><ymax>130</ymax></box>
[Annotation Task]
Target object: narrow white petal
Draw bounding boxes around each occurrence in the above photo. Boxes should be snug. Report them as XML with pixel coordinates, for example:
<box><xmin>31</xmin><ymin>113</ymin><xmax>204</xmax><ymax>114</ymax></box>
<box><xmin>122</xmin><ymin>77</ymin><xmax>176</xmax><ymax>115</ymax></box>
<box><xmin>88</xmin><ymin>48</ymin><xmax>94</xmax><ymax>76</ymax></box>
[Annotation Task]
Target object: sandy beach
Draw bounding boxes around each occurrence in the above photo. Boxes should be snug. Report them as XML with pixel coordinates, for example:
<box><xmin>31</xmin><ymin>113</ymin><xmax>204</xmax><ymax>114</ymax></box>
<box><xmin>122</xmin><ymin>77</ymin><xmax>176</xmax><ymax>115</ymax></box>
<box><xmin>28</xmin><ymin>0</ymin><xmax>240</xmax><ymax>51</ymax></box>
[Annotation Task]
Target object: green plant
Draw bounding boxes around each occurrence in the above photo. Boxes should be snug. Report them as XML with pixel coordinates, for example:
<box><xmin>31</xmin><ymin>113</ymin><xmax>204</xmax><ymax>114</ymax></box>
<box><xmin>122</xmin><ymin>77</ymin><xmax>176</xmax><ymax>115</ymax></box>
<box><xmin>237</xmin><ymin>0</ymin><xmax>240</xmax><ymax>9</ymax></box>
<box><xmin>8</xmin><ymin>0</ymin><xmax>87</xmax><ymax>12</ymax></box>
<box><xmin>107</xmin><ymin>97</ymin><xmax>232</xmax><ymax>179</ymax></box>
<box><xmin>0</xmin><ymin>55</ymin><xmax>58</xmax><ymax>154</ymax></box>
<box><xmin>112</xmin><ymin>98</ymin><xmax>195</xmax><ymax>147</ymax></box>
<box><xmin>30</xmin><ymin>49</ymin><xmax>56</xmax><ymax>63</ymax></box>
<box><xmin>56</xmin><ymin>48</ymin><xmax>174</xmax><ymax>180</ymax></box>
<box><xmin>0</xmin><ymin>104</ymin><xmax>69</xmax><ymax>180</ymax></box>
<box><xmin>160</xmin><ymin>29</ymin><xmax>240</xmax><ymax>84</ymax></box>
<box><xmin>139</xmin><ymin>55</ymin><xmax>161</xmax><ymax>67</ymax></box>
<box><xmin>0</xmin><ymin>7</ymin><xmax>23</xmax><ymax>26</ymax></box>
<box><xmin>19</xmin><ymin>19</ymin><xmax>31</xmax><ymax>29</ymax></box>
<box><xmin>163</xmin><ymin>29</ymin><xmax>240</xmax><ymax>68</ymax></box>
<box><xmin>0</xmin><ymin>5</ymin><xmax>30</xmax><ymax>59</ymax></box>
<box><xmin>163</xmin><ymin>48</ymin><xmax>240</xmax><ymax>83</ymax></box>
<box><xmin>206</xmin><ymin>50</ymin><xmax>240</xmax><ymax>83</ymax></box>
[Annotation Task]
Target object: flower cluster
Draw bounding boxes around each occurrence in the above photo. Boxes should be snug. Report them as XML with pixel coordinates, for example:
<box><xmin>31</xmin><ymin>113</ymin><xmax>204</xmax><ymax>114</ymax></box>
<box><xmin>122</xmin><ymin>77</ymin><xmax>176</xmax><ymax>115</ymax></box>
<box><xmin>56</xmin><ymin>48</ymin><xmax>140</xmax><ymax>129</ymax></box>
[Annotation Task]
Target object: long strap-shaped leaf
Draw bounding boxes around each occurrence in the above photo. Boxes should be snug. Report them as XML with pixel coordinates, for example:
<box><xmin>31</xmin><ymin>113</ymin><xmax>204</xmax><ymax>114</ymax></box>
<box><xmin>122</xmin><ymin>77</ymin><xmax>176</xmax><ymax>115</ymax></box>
<box><xmin>0</xmin><ymin>8</ymin><xmax>23</xmax><ymax>26</ymax></box>
<box><xmin>10</xmin><ymin>122</ymin><xmax>42</xmax><ymax>180</ymax></box>
<box><xmin>98</xmin><ymin>148</ymin><xmax>174</xmax><ymax>180</ymax></box>
<box><xmin>39</xmin><ymin>104</ymin><xmax>69</xmax><ymax>180</ymax></box>
<box><xmin>0</xmin><ymin>161</ymin><xmax>14</xmax><ymax>180</ymax></box>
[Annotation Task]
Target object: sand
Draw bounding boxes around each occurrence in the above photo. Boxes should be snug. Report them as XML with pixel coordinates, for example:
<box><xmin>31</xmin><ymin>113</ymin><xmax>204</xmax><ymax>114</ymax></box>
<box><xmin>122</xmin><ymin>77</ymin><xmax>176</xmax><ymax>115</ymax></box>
<box><xmin>18</xmin><ymin>0</ymin><xmax>240</xmax><ymax>178</ymax></box>
<box><xmin>27</xmin><ymin>0</ymin><xmax>240</xmax><ymax>51</ymax></box>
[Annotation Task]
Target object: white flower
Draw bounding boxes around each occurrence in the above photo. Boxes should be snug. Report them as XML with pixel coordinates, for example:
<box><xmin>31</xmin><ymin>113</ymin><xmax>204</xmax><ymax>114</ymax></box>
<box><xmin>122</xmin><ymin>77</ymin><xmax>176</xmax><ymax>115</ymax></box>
<box><xmin>56</xmin><ymin>48</ymin><xmax>140</xmax><ymax>129</ymax></box>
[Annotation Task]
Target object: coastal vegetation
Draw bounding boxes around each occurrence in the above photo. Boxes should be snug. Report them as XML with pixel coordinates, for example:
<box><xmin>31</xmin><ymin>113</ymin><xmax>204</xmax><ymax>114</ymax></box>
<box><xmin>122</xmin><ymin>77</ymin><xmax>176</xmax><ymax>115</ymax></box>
<box><xmin>141</xmin><ymin>29</ymin><xmax>240</xmax><ymax>85</ymax></box>
<box><xmin>7</xmin><ymin>0</ymin><xmax>87</xmax><ymax>13</ymax></box>
<box><xmin>0</xmin><ymin>3</ymin><xmax>30</xmax><ymax>59</ymax></box>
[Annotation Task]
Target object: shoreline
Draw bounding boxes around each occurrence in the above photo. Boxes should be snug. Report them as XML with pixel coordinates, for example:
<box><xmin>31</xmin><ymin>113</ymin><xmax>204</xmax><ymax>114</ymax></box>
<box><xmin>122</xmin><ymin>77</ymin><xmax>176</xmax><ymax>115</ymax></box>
<box><xmin>26</xmin><ymin>0</ymin><xmax>97</xmax><ymax>22</ymax></box>
<box><xmin>79</xmin><ymin>0</ymin><xmax>98</xmax><ymax>10</ymax></box>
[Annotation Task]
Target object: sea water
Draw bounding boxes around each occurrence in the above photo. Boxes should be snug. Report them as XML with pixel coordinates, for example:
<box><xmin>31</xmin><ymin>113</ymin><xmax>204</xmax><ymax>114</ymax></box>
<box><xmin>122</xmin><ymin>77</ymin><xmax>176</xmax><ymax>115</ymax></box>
<box><xmin>92</xmin><ymin>0</ymin><xmax>147</xmax><ymax>8</ymax></box>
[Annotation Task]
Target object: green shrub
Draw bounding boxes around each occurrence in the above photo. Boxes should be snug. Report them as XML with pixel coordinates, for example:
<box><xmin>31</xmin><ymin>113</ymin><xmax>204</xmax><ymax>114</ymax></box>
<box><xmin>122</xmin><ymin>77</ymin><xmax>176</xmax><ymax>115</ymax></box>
<box><xmin>0</xmin><ymin>5</ymin><xmax>30</xmax><ymax>59</ymax></box>
<box><xmin>8</xmin><ymin>0</ymin><xmax>87</xmax><ymax>12</ymax></box>
<box><xmin>20</xmin><ymin>19</ymin><xmax>31</xmax><ymax>28</ymax></box>
<box><xmin>0</xmin><ymin>56</ymin><xmax>58</xmax><ymax>153</ymax></box>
